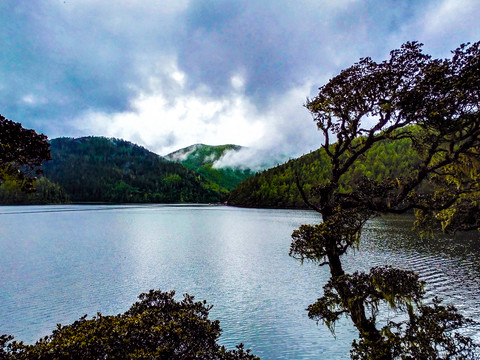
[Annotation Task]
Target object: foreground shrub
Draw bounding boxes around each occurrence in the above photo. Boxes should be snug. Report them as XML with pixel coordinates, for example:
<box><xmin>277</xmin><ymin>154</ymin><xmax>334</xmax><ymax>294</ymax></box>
<box><xmin>0</xmin><ymin>290</ymin><xmax>259</xmax><ymax>360</ymax></box>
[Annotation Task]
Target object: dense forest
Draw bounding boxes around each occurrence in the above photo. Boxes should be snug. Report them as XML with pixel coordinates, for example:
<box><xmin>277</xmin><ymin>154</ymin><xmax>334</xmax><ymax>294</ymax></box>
<box><xmin>0</xmin><ymin>176</ymin><xmax>69</xmax><ymax>204</ymax></box>
<box><xmin>227</xmin><ymin>136</ymin><xmax>422</xmax><ymax>208</ymax></box>
<box><xmin>0</xmin><ymin>131</ymin><xmax>429</xmax><ymax>207</ymax></box>
<box><xmin>165</xmin><ymin>144</ymin><xmax>254</xmax><ymax>195</ymax></box>
<box><xmin>0</xmin><ymin>133</ymin><xmax>429</xmax><ymax>207</ymax></box>
<box><xmin>42</xmin><ymin>137</ymin><xmax>222</xmax><ymax>203</ymax></box>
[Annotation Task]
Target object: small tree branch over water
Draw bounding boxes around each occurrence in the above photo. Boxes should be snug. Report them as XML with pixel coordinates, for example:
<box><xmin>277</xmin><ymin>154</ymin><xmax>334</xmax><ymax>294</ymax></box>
<box><xmin>291</xmin><ymin>41</ymin><xmax>480</xmax><ymax>359</ymax></box>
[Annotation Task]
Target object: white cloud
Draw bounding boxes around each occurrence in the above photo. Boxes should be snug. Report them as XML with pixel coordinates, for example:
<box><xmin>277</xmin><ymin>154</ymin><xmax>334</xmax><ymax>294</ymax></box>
<box><xmin>77</xmin><ymin>65</ymin><xmax>319</xmax><ymax>166</ymax></box>
<box><xmin>80</xmin><ymin>82</ymin><xmax>267</xmax><ymax>156</ymax></box>
<box><xmin>171</xmin><ymin>70</ymin><xmax>186</xmax><ymax>87</ymax></box>
<box><xmin>387</xmin><ymin>0</ymin><xmax>480</xmax><ymax>58</ymax></box>
<box><xmin>230</xmin><ymin>74</ymin><xmax>245</xmax><ymax>91</ymax></box>
<box><xmin>22</xmin><ymin>94</ymin><xmax>47</xmax><ymax>106</ymax></box>
<box><xmin>212</xmin><ymin>147</ymin><xmax>288</xmax><ymax>171</ymax></box>
<box><xmin>423</xmin><ymin>0</ymin><xmax>476</xmax><ymax>36</ymax></box>
<box><xmin>166</xmin><ymin>144</ymin><xmax>200</xmax><ymax>161</ymax></box>
<box><xmin>23</xmin><ymin>0</ymin><xmax>478</xmax><ymax>169</ymax></box>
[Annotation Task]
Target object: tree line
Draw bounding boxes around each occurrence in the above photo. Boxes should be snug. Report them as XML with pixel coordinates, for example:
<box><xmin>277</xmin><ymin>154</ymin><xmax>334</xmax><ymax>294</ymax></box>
<box><xmin>227</xmin><ymin>135</ymin><xmax>422</xmax><ymax>209</ymax></box>
<box><xmin>42</xmin><ymin>137</ymin><xmax>222</xmax><ymax>204</ymax></box>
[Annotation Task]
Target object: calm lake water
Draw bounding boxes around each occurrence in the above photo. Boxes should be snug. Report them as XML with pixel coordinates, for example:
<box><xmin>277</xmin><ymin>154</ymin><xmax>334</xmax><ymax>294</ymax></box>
<box><xmin>1</xmin><ymin>205</ymin><xmax>479</xmax><ymax>359</ymax></box>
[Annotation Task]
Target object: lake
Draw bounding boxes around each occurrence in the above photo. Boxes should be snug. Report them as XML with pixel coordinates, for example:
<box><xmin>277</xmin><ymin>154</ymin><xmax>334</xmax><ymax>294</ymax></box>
<box><xmin>0</xmin><ymin>205</ymin><xmax>479</xmax><ymax>359</ymax></box>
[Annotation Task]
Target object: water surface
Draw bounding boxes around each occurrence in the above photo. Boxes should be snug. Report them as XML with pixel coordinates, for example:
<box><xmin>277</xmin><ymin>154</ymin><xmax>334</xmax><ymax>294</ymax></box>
<box><xmin>0</xmin><ymin>205</ymin><xmax>479</xmax><ymax>359</ymax></box>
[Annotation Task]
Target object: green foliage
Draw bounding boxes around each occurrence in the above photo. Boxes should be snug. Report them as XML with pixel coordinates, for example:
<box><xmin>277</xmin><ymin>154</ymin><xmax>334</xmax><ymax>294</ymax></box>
<box><xmin>0</xmin><ymin>176</ymin><xmax>69</xmax><ymax>204</ymax></box>
<box><xmin>42</xmin><ymin>137</ymin><xmax>222</xmax><ymax>203</ymax></box>
<box><xmin>228</xmin><ymin>136</ymin><xmax>421</xmax><ymax>208</ymax></box>
<box><xmin>352</xmin><ymin>298</ymin><xmax>479</xmax><ymax>360</ymax></box>
<box><xmin>0</xmin><ymin>114</ymin><xmax>51</xmax><ymax>196</ymax></box>
<box><xmin>289</xmin><ymin>41</ymin><xmax>480</xmax><ymax>358</ymax></box>
<box><xmin>0</xmin><ymin>290</ymin><xmax>259</xmax><ymax>360</ymax></box>
<box><xmin>166</xmin><ymin>144</ymin><xmax>254</xmax><ymax>194</ymax></box>
<box><xmin>0</xmin><ymin>172</ymin><xmax>29</xmax><ymax>204</ymax></box>
<box><xmin>307</xmin><ymin>267</ymin><xmax>425</xmax><ymax>333</ymax></box>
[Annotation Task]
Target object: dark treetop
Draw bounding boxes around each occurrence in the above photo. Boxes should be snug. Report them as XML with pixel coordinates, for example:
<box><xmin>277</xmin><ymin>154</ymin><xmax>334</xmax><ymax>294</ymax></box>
<box><xmin>0</xmin><ymin>114</ymin><xmax>51</xmax><ymax>192</ymax></box>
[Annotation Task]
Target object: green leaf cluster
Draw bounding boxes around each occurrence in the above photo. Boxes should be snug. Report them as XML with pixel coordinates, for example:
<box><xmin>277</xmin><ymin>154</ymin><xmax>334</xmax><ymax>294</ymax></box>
<box><xmin>0</xmin><ymin>176</ymin><xmax>69</xmax><ymax>204</ymax></box>
<box><xmin>0</xmin><ymin>290</ymin><xmax>259</xmax><ymax>360</ymax></box>
<box><xmin>0</xmin><ymin>114</ymin><xmax>52</xmax><ymax>201</ymax></box>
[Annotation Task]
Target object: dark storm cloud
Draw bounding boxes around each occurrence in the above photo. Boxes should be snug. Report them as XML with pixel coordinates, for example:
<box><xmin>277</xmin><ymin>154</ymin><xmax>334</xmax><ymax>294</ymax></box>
<box><xmin>2</xmin><ymin>3</ymin><xmax>110</xmax><ymax>131</ymax></box>
<box><xmin>0</xmin><ymin>0</ymin><xmax>180</xmax><ymax>136</ymax></box>
<box><xmin>174</xmin><ymin>0</ymin><xmax>431</xmax><ymax>104</ymax></box>
<box><xmin>176</xmin><ymin>0</ymin><xmax>332</xmax><ymax>102</ymax></box>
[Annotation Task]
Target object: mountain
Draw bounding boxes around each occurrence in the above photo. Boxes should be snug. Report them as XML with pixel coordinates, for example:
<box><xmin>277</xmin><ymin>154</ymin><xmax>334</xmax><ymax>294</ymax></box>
<box><xmin>42</xmin><ymin>137</ymin><xmax>222</xmax><ymax>203</ymax></box>
<box><xmin>165</xmin><ymin>144</ymin><xmax>254</xmax><ymax>194</ymax></box>
<box><xmin>227</xmin><ymin>137</ymin><xmax>422</xmax><ymax>208</ymax></box>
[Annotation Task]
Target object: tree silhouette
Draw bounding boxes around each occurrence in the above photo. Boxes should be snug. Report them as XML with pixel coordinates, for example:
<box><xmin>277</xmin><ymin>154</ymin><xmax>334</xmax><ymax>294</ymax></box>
<box><xmin>291</xmin><ymin>42</ymin><xmax>480</xmax><ymax>359</ymax></box>
<box><xmin>0</xmin><ymin>114</ymin><xmax>51</xmax><ymax>193</ymax></box>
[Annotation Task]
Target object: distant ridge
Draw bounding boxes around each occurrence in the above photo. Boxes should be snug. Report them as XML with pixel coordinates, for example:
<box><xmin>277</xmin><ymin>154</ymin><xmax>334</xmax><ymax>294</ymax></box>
<box><xmin>165</xmin><ymin>144</ymin><xmax>241</xmax><ymax>163</ymax></box>
<box><xmin>165</xmin><ymin>144</ymin><xmax>254</xmax><ymax>193</ymax></box>
<box><xmin>42</xmin><ymin>137</ymin><xmax>222</xmax><ymax>203</ymax></box>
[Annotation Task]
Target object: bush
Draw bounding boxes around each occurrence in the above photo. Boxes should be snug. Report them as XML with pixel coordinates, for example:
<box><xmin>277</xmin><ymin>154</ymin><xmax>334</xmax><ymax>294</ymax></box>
<box><xmin>0</xmin><ymin>290</ymin><xmax>259</xmax><ymax>360</ymax></box>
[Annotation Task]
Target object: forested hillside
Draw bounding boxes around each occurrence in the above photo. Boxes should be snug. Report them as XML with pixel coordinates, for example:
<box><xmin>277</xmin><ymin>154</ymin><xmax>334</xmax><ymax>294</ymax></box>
<box><xmin>165</xmin><ymin>144</ymin><xmax>254</xmax><ymax>194</ymax></box>
<box><xmin>0</xmin><ymin>173</ymin><xmax>70</xmax><ymax>204</ymax></box>
<box><xmin>227</xmin><ymin>137</ymin><xmax>421</xmax><ymax>208</ymax></box>
<box><xmin>43</xmin><ymin>137</ymin><xmax>222</xmax><ymax>203</ymax></box>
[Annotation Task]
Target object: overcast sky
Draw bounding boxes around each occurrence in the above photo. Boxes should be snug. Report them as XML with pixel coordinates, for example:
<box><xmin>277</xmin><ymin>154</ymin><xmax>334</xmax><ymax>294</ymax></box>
<box><xmin>1</xmin><ymin>0</ymin><xmax>479</xmax><ymax>163</ymax></box>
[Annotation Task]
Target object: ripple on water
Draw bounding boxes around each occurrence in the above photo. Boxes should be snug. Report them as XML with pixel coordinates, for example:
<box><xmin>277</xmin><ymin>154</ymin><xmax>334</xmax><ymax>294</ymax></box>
<box><xmin>1</xmin><ymin>207</ymin><xmax>480</xmax><ymax>359</ymax></box>
<box><xmin>359</xmin><ymin>218</ymin><xmax>480</xmax><ymax>331</ymax></box>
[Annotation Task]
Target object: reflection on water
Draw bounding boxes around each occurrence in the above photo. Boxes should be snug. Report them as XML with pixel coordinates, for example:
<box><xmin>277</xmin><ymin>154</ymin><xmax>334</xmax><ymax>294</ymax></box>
<box><xmin>0</xmin><ymin>206</ymin><xmax>479</xmax><ymax>359</ymax></box>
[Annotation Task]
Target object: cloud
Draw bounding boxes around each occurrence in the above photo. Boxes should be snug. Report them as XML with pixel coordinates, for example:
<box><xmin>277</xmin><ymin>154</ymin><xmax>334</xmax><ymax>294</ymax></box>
<box><xmin>174</xmin><ymin>0</ymin><xmax>363</xmax><ymax>102</ymax></box>
<box><xmin>386</xmin><ymin>0</ymin><xmax>480</xmax><ymax>57</ymax></box>
<box><xmin>79</xmin><ymin>69</ymin><xmax>268</xmax><ymax>156</ymax></box>
<box><xmin>166</xmin><ymin>144</ymin><xmax>201</xmax><ymax>162</ymax></box>
<box><xmin>0</xmin><ymin>0</ymin><xmax>186</xmax><ymax>135</ymax></box>
<box><xmin>212</xmin><ymin>147</ymin><xmax>288</xmax><ymax>171</ymax></box>
<box><xmin>1</xmin><ymin>0</ymin><xmax>479</xmax><ymax>163</ymax></box>
<box><xmin>423</xmin><ymin>0</ymin><xmax>478</xmax><ymax>40</ymax></box>
<box><xmin>78</xmin><ymin>69</ymin><xmax>318</xmax><ymax>163</ymax></box>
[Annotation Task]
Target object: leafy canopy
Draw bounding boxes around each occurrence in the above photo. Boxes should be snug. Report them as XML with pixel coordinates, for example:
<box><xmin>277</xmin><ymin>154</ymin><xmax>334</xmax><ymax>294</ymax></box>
<box><xmin>0</xmin><ymin>114</ymin><xmax>51</xmax><ymax>192</ymax></box>
<box><xmin>291</xmin><ymin>41</ymin><xmax>480</xmax><ymax>359</ymax></box>
<box><xmin>0</xmin><ymin>290</ymin><xmax>259</xmax><ymax>360</ymax></box>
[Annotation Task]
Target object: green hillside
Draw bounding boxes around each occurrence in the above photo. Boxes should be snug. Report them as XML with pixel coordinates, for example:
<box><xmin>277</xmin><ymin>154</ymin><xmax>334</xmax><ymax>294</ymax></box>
<box><xmin>0</xmin><ymin>176</ymin><xmax>69</xmax><ymax>204</ymax></box>
<box><xmin>42</xmin><ymin>137</ymin><xmax>222</xmax><ymax>203</ymax></box>
<box><xmin>227</xmin><ymin>137</ymin><xmax>422</xmax><ymax>208</ymax></box>
<box><xmin>165</xmin><ymin>144</ymin><xmax>254</xmax><ymax>194</ymax></box>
